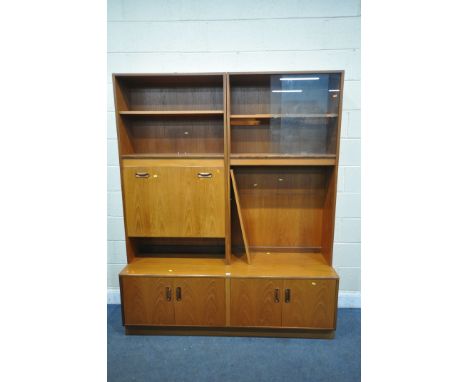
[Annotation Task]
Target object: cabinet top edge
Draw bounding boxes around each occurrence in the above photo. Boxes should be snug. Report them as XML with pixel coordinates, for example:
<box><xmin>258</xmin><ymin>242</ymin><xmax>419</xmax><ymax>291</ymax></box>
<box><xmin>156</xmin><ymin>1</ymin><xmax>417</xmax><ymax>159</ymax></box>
<box><xmin>112</xmin><ymin>70</ymin><xmax>345</xmax><ymax>78</ymax></box>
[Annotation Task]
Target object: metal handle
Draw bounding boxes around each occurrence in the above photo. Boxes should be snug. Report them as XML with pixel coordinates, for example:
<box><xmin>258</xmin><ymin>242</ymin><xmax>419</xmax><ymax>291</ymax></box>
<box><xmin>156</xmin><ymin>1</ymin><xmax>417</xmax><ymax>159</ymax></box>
<box><xmin>176</xmin><ymin>287</ymin><xmax>182</xmax><ymax>301</ymax></box>
<box><xmin>274</xmin><ymin>288</ymin><xmax>280</xmax><ymax>303</ymax></box>
<box><xmin>285</xmin><ymin>288</ymin><xmax>291</xmax><ymax>303</ymax></box>
<box><xmin>197</xmin><ymin>172</ymin><xmax>213</xmax><ymax>178</ymax></box>
<box><xmin>135</xmin><ymin>172</ymin><xmax>149</xmax><ymax>178</ymax></box>
<box><xmin>165</xmin><ymin>287</ymin><xmax>172</xmax><ymax>301</ymax></box>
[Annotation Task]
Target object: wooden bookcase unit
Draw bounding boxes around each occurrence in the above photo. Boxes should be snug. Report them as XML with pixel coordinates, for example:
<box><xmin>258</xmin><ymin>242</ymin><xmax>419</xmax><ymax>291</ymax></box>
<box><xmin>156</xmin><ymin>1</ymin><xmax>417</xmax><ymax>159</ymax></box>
<box><xmin>113</xmin><ymin>71</ymin><xmax>344</xmax><ymax>338</ymax></box>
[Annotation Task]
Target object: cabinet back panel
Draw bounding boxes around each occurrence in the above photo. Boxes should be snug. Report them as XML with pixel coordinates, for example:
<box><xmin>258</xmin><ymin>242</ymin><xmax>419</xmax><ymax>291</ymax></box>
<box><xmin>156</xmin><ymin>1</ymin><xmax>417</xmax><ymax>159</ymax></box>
<box><xmin>233</xmin><ymin>167</ymin><xmax>329</xmax><ymax>248</ymax></box>
<box><xmin>131</xmin><ymin>237</ymin><xmax>225</xmax><ymax>258</ymax></box>
<box><xmin>122</xmin><ymin>116</ymin><xmax>224</xmax><ymax>155</ymax></box>
<box><xmin>127</xmin><ymin>86</ymin><xmax>223</xmax><ymax>111</ymax></box>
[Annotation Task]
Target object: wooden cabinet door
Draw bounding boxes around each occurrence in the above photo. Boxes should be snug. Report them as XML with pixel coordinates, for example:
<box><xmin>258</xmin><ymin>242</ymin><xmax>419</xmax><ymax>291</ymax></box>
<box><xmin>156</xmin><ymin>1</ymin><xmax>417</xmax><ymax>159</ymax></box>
<box><xmin>173</xmin><ymin>278</ymin><xmax>225</xmax><ymax>326</ymax></box>
<box><xmin>121</xmin><ymin>277</ymin><xmax>175</xmax><ymax>326</ymax></box>
<box><xmin>230</xmin><ymin>278</ymin><xmax>282</xmax><ymax>327</ymax></box>
<box><xmin>122</xmin><ymin>163</ymin><xmax>161</xmax><ymax>237</ymax></box>
<box><xmin>282</xmin><ymin>279</ymin><xmax>337</xmax><ymax>329</ymax></box>
<box><xmin>123</xmin><ymin>160</ymin><xmax>225</xmax><ymax>238</ymax></box>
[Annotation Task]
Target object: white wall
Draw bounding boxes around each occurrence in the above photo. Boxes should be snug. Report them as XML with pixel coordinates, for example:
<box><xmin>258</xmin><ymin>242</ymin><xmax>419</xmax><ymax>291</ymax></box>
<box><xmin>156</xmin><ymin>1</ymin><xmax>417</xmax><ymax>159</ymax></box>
<box><xmin>107</xmin><ymin>0</ymin><xmax>361</xmax><ymax>305</ymax></box>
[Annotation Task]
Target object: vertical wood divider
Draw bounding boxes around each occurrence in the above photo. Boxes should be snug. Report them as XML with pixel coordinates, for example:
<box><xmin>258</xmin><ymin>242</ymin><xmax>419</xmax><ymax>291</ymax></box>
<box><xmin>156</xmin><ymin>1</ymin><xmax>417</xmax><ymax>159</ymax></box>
<box><xmin>230</xmin><ymin>170</ymin><xmax>252</xmax><ymax>264</ymax></box>
<box><xmin>224</xmin><ymin>73</ymin><xmax>232</xmax><ymax>264</ymax></box>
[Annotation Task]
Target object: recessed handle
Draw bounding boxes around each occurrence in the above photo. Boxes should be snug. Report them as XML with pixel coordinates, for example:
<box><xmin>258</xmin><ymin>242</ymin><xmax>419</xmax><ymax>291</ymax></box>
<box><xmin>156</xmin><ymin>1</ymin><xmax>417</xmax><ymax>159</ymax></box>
<box><xmin>135</xmin><ymin>172</ymin><xmax>149</xmax><ymax>178</ymax></box>
<box><xmin>285</xmin><ymin>288</ymin><xmax>291</xmax><ymax>303</ymax></box>
<box><xmin>197</xmin><ymin>172</ymin><xmax>213</xmax><ymax>178</ymax></box>
<box><xmin>274</xmin><ymin>288</ymin><xmax>280</xmax><ymax>303</ymax></box>
<box><xmin>165</xmin><ymin>287</ymin><xmax>172</xmax><ymax>301</ymax></box>
<box><xmin>176</xmin><ymin>287</ymin><xmax>182</xmax><ymax>301</ymax></box>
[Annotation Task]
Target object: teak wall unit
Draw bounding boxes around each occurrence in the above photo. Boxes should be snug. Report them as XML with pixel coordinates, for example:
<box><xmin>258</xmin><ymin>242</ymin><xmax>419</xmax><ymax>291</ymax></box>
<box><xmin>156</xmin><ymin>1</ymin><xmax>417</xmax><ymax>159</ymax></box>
<box><xmin>113</xmin><ymin>71</ymin><xmax>344</xmax><ymax>338</ymax></box>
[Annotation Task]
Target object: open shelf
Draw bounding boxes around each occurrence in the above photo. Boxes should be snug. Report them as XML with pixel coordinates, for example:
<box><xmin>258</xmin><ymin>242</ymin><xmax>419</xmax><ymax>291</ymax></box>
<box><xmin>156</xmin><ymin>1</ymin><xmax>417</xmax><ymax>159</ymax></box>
<box><xmin>120</xmin><ymin>110</ymin><xmax>224</xmax><ymax>116</ymax></box>
<box><xmin>230</xmin><ymin>166</ymin><xmax>334</xmax><ymax>256</ymax></box>
<box><xmin>114</xmin><ymin>74</ymin><xmax>224</xmax><ymax>112</ymax></box>
<box><xmin>117</xmin><ymin>114</ymin><xmax>224</xmax><ymax>157</ymax></box>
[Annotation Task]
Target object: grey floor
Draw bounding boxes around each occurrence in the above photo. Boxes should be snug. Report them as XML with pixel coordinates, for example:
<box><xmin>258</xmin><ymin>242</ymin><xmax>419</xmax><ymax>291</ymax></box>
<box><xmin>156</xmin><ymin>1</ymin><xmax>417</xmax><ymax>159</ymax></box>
<box><xmin>108</xmin><ymin>305</ymin><xmax>360</xmax><ymax>382</ymax></box>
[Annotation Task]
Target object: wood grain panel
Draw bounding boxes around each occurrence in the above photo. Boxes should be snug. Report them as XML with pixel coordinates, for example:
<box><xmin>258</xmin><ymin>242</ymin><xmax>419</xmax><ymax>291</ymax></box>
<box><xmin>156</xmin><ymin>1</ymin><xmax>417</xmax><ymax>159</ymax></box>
<box><xmin>282</xmin><ymin>279</ymin><xmax>337</xmax><ymax>329</ymax></box>
<box><xmin>121</xmin><ymin>276</ymin><xmax>175</xmax><ymax>326</ymax></box>
<box><xmin>174</xmin><ymin>278</ymin><xmax>226</xmax><ymax>326</ymax></box>
<box><xmin>230</xmin><ymin>278</ymin><xmax>282</xmax><ymax>327</ymax></box>
<box><xmin>122</xmin><ymin>160</ymin><xmax>225</xmax><ymax>237</ymax></box>
<box><xmin>234</xmin><ymin>167</ymin><xmax>326</xmax><ymax>248</ymax></box>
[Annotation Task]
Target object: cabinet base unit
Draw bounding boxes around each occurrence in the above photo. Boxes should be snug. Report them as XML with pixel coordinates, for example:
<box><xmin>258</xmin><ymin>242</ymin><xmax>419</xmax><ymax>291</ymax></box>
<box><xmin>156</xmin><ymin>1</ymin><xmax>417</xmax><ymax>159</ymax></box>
<box><xmin>124</xmin><ymin>326</ymin><xmax>335</xmax><ymax>339</ymax></box>
<box><xmin>113</xmin><ymin>71</ymin><xmax>344</xmax><ymax>338</ymax></box>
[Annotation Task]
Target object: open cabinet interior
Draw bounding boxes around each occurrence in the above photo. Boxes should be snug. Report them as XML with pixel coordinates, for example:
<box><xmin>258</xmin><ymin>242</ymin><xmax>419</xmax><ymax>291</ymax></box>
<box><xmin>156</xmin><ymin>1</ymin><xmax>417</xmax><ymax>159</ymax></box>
<box><xmin>114</xmin><ymin>74</ymin><xmax>225</xmax><ymax>158</ymax></box>
<box><xmin>229</xmin><ymin>166</ymin><xmax>335</xmax><ymax>269</ymax></box>
<box><xmin>115</xmin><ymin>71</ymin><xmax>344</xmax><ymax>336</ymax></box>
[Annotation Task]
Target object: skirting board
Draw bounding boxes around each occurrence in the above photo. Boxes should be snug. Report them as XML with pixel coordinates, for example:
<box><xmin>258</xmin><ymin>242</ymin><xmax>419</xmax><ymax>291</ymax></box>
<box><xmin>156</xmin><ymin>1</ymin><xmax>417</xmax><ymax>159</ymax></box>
<box><xmin>107</xmin><ymin>288</ymin><xmax>361</xmax><ymax>308</ymax></box>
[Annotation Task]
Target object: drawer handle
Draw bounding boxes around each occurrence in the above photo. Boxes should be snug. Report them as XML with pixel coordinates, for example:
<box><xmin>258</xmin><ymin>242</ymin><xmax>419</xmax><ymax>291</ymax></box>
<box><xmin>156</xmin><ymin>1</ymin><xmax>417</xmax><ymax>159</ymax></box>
<box><xmin>274</xmin><ymin>288</ymin><xmax>280</xmax><ymax>303</ymax></box>
<box><xmin>176</xmin><ymin>287</ymin><xmax>182</xmax><ymax>301</ymax></box>
<box><xmin>197</xmin><ymin>172</ymin><xmax>213</xmax><ymax>178</ymax></box>
<box><xmin>165</xmin><ymin>287</ymin><xmax>172</xmax><ymax>301</ymax></box>
<box><xmin>135</xmin><ymin>172</ymin><xmax>149</xmax><ymax>178</ymax></box>
<box><xmin>285</xmin><ymin>288</ymin><xmax>291</xmax><ymax>303</ymax></box>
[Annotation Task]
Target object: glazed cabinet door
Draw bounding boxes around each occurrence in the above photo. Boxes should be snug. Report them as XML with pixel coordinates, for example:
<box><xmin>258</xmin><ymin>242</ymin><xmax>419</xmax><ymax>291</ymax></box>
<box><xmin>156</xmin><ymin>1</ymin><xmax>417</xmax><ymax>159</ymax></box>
<box><xmin>230</xmin><ymin>278</ymin><xmax>282</xmax><ymax>327</ymax></box>
<box><xmin>173</xmin><ymin>278</ymin><xmax>226</xmax><ymax>326</ymax></box>
<box><xmin>121</xmin><ymin>276</ymin><xmax>175</xmax><ymax>326</ymax></box>
<box><xmin>122</xmin><ymin>160</ymin><xmax>225</xmax><ymax>238</ymax></box>
<box><xmin>282</xmin><ymin>279</ymin><xmax>337</xmax><ymax>329</ymax></box>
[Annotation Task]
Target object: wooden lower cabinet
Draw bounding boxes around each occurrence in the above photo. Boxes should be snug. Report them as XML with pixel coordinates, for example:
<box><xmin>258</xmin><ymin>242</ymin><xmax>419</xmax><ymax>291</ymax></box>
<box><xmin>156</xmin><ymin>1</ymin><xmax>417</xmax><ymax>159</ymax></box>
<box><xmin>121</xmin><ymin>276</ymin><xmax>225</xmax><ymax>326</ymax></box>
<box><xmin>230</xmin><ymin>278</ymin><xmax>337</xmax><ymax>329</ymax></box>
<box><xmin>121</xmin><ymin>275</ymin><xmax>337</xmax><ymax>332</ymax></box>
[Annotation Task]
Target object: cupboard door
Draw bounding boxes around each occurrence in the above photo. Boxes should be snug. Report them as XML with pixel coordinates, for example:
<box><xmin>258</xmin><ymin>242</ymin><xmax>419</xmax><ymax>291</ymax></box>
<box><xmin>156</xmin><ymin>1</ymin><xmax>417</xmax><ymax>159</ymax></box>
<box><xmin>121</xmin><ymin>277</ymin><xmax>175</xmax><ymax>326</ymax></box>
<box><xmin>173</xmin><ymin>278</ymin><xmax>225</xmax><ymax>326</ymax></box>
<box><xmin>123</xmin><ymin>160</ymin><xmax>225</xmax><ymax>238</ymax></box>
<box><xmin>123</xmin><ymin>164</ymin><xmax>161</xmax><ymax>237</ymax></box>
<box><xmin>230</xmin><ymin>278</ymin><xmax>282</xmax><ymax>327</ymax></box>
<box><xmin>157</xmin><ymin>165</ymin><xmax>225</xmax><ymax>238</ymax></box>
<box><xmin>282</xmin><ymin>279</ymin><xmax>337</xmax><ymax>329</ymax></box>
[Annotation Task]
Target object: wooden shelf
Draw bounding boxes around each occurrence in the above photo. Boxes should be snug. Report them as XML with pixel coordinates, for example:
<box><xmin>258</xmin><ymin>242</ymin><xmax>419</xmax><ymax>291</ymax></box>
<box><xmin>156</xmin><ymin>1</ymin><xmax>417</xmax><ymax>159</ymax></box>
<box><xmin>230</xmin><ymin>154</ymin><xmax>336</xmax><ymax>166</ymax></box>
<box><xmin>120</xmin><ymin>252</ymin><xmax>337</xmax><ymax>279</ymax></box>
<box><xmin>121</xmin><ymin>257</ymin><xmax>227</xmax><ymax>277</ymax></box>
<box><xmin>230</xmin><ymin>251</ymin><xmax>338</xmax><ymax>278</ymax></box>
<box><xmin>230</xmin><ymin>113</ymin><xmax>338</xmax><ymax>119</ymax></box>
<box><xmin>121</xmin><ymin>153</ymin><xmax>224</xmax><ymax>159</ymax></box>
<box><xmin>120</xmin><ymin>110</ymin><xmax>224</xmax><ymax>116</ymax></box>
